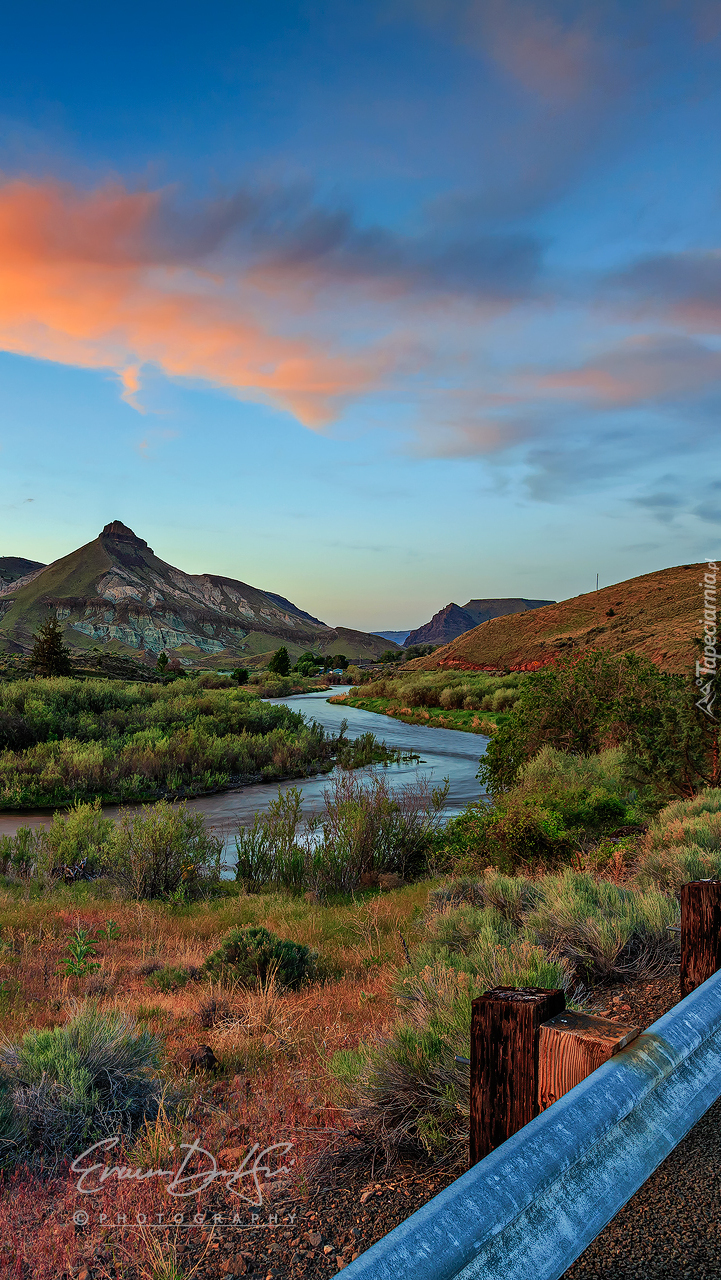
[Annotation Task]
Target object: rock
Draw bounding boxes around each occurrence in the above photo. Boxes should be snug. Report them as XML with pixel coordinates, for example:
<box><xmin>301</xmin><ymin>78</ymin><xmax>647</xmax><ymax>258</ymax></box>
<box><xmin>177</xmin><ymin>1044</ymin><xmax>219</xmax><ymax>1072</ymax></box>
<box><xmin>219</xmin><ymin>1146</ymin><xmax>249</xmax><ymax>1165</ymax></box>
<box><xmin>306</xmin><ymin>1232</ymin><xmax>322</xmax><ymax>1248</ymax></box>
<box><xmin>378</xmin><ymin>872</ymin><xmax>404</xmax><ymax>891</ymax></box>
<box><xmin>323</xmin><ymin>1244</ymin><xmax>333</xmax><ymax>1254</ymax></box>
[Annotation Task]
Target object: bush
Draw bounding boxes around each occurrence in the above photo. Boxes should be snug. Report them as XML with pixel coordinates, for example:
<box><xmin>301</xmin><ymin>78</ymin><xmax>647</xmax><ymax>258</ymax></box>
<box><xmin>202</xmin><ymin>925</ymin><xmax>315</xmax><ymax>989</ymax></box>
<box><xmin>342</xmin><ymin>933</ymin><xmax>569</xmax><ymax>1163</ymax></box>
<box><xmin>146</xmin><ymin>965</ymin><xmax>193</xmax><ymax>993</ymax></box>
<box><xmin>446</xmin><ymin>747</ymin><xmax>645</xmax><ymax>873</ymax></box>
<box><xmin>110</xmin><ymin>801</ymin><xmax>223</xmax><ymax>899</ymax></box>
<box><xmin>637</xmin><ymin>789</ymin><xmax>721</xmax><ymax>893</ymax></box>
<box><xmin>526</xmin><ymin>870</ymin><xmax>677</xmax><ymax>984</ymax></box>
<box><xmin>479</xmin><ymin>650</ymin><xmax>719</xmax><ymax>799</ymax></box>
<box><xmin>39</xmin><ymin>799</ymin><xmax>115</xmax><ymax>877</ymax></box>
<box><xmin>0</xmin><ymin>1005</ymin><xmax>164</xmax><ymax>1160</ymax></box>
<box><xmin>235</xmin><ymin>773</ymin><xmax>448</xmax><ymax>894</ymax></box>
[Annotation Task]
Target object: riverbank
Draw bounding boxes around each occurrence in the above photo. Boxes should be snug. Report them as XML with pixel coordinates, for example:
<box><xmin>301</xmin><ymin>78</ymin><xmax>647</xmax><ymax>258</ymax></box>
<box><xmin>330</xmin><ymin>690</ymin><xmax>501</xmax><ymax>734</ymax></box>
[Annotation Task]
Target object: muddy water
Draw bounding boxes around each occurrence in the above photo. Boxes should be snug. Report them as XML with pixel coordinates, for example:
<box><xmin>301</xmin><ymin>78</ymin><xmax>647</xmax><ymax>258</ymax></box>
<box><xmin>0</xmin><ymin>689</ymin><xmax>487</xmax><ymax>845</ymax></box>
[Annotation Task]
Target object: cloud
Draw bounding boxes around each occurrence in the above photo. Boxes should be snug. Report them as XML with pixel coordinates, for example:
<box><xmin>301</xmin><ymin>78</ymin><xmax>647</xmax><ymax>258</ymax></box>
<box><xmin>0</xmin><ymin>177</ymin><xmax>542</xmax><ymax>426</ymax></box>
<box><xmin>0</xmin><ymin>179</ymin><xmax>394</xmax><ymax>426</ymax></box>
<box><xmin>607</xmin><ymin>251</ymin><xmax>721</xmax><ymax>331</ymax></box>
<box><xmin>537</xmin><ymin>334</ymin><xmax>721</xmax><ymax>405</ymax></box>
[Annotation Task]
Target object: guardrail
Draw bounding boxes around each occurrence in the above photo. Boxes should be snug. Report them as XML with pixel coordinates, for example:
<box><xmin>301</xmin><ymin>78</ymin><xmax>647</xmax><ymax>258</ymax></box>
<box><xmin>342</xmin><ymin>880</ymin><xmax>721</xmax><ymax>1280</ymax></box>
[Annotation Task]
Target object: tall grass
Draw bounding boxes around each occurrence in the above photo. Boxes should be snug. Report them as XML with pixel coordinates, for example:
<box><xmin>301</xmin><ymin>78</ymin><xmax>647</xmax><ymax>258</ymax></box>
<box><xmin>235</xmin><ymin>773</ymin><xmax>448</xmax><ymax>894</ymax></box>
<box><xmin>0</xmin><ymin>676</ymin><xmax>338</xmax><ymax>807</ymax></box>
<box><xmin>637</xmin><ymin>789</ymin><xmax>721</xmax><ymax>892</ymax></box>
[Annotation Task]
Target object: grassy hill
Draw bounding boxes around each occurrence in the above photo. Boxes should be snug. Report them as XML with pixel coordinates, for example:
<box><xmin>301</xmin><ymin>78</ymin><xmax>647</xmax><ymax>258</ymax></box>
<box><xmin>0</xmin><ymin>522</ymin><xmax>396</xmax><ymax>668</ymax></box>
<box><xmin>405</xmin><ymin>563</ymin><xmax>704</xmax><ymax>676</ymax></box>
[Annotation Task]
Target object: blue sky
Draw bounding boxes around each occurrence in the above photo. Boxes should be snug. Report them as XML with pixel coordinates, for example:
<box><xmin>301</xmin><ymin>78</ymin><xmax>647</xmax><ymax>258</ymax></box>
<box><xmin>1</xmin><ymin>1</ymin><xmax>720</xmax><ymax>629</ymax></box>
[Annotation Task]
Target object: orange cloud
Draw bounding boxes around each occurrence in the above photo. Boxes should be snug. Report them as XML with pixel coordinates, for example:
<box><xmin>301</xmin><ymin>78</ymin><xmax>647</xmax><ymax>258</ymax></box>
<box><xmin>0</xmin><ymin>179</ymin><xmax>386</xmax><ymax>426</ymax></box>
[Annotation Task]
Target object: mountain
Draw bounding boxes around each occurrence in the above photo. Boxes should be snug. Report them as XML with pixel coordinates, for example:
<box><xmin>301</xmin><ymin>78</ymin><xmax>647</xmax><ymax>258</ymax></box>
<box><xmin>403</xmin><ymin>597</ymin><xmax>555</xmax><ymax>648</ymax></box>
<box><xmin>373</xmin><ymin>630</ymin><xmax>411</xmax><ymax>645</ymax></box>
<box><xmin>0</xmin><ymin>557</ymin><xmax>45</xmax><ymax>587</ymax></box>
<box><xmin>405</xmin><ymin>564</ymin><xmax>703</xmax><ymax>675</ymax></box>
<box><xmin>0</xmin><ymin>522</ymin><xmax>397</xmax><ymax>667</ymax></box>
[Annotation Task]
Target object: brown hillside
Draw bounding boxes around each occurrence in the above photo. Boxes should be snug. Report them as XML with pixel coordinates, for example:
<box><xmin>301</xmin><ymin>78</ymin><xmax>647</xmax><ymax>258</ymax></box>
<box><xmin>406</xmin><ymin>563</ymin><xmax>709</xmax><ymax>676</ymax></box>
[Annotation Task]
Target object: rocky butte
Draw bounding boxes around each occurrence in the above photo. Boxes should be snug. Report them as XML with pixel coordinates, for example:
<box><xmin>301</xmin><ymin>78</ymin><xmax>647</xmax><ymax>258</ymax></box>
<box><xmin>0</xmin><ymin>522</ymin><xmax>397</xmax><ymax>667</ymax></box>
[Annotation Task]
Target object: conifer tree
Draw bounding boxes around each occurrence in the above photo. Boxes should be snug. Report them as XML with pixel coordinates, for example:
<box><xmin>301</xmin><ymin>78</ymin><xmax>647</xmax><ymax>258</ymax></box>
<box><xmin>30</xmin><ymin>616</ymin><xmax>72</xmax><ymax>677</ymax></box>
<box><xmin>268</xmin><ymin>646</ymin><xmax>291</xmax><ymax>676</ymax></box>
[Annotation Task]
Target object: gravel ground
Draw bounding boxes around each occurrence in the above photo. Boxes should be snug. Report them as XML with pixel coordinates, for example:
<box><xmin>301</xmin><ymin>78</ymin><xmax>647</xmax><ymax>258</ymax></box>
<box><xmin>564</xmin><ymin>966</ymin><xmax>721</xmax><ymax>1280</ymax></box>
<box><xmin>103</xmin><ymin>969</ymin><xmax>715</xmax><ymax>1280</ymax></box>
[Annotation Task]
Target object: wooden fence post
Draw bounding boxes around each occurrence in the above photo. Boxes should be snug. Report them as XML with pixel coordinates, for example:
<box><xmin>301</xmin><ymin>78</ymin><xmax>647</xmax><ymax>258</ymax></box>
<box><xmin>538</xmin><ymin>1010</ymin><xmax>638</xmax><ymax>1110</ymax></box>
<box><xmin>470</xmin><ymin>986</ymin><xmax>566</xmax><ymax>1166</ymax></box>
<box><xmin>680</xmin><ymin>880</ymin><xmax>721</xmax><ymax>998</ymax></box>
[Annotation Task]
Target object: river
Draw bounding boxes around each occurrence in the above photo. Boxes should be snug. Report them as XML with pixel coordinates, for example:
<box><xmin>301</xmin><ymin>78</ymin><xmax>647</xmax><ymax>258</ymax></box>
<box><xmin>0</xmin><ymin>688</ymin><xmax>487</xmax><ymax>844</ymax></box>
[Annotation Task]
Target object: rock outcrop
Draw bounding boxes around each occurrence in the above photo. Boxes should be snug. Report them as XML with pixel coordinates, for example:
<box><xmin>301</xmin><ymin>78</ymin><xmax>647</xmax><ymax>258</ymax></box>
<box><xmin>0</xmin><ymin>523</ymin><xmax>397</xmax><ymax>666</ymax></box>
<box><xmin>404</xmin><ymin>598</ymin><xmax>555</xmax><ymax>648</ymax></box>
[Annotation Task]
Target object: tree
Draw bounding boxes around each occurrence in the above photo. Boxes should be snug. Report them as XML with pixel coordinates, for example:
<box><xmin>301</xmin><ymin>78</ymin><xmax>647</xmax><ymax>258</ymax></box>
<box><xmin>332</xmin><ymin>653</ymin><xmax>349</xmax><ymax>671</ymax></box>
<box><xmin>478</xmin><ymin>649</ymin><xmax>720</xmax><ymax>800</ymax></box>
<box><xmin>232</xmin><ymin>667</ymin><xmax>249</xmax><ymax>685</ymax></box>
<box><xmin>268</xmin><ymin>646</ymin><xmax>291</xmax><ymax>677</ymax></box>
<box><xmin>30</xmin><ymin>616</ymin><xmax>72</xmax><ymax>677</ymax></box>
<box><xmin>156</xmin><ymin>652</ymin><xmax>169</xmax><ymax>673</ymax></box>
<box><xmin>379</xmin><ymin>649</ymin><xmax>403</xmax><ymax>665</ymax></box>
<box><xmin>294</xmin><ymin>652</ymin><xmax>322</xmax><ymax>677</ymax></box>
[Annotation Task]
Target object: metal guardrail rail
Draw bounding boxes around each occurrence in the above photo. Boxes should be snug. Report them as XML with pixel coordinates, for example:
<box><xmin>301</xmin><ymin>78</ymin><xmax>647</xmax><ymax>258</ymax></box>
<box><xmin>342</xmin><ymin>967</ymin><xmax>721</xmax><ymax>1280</ymax></box>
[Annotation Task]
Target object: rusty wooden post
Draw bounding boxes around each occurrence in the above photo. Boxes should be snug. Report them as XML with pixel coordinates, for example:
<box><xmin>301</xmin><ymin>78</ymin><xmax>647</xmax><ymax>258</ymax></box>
<box><xmin>680</xmin><ymin>879</ymin><xmax>721</xmax><ymax>998</ymax></box>
<box><xmin>470</xmin><ymin>986</ymin><xmax>566</xmax><ymax>1166</ymax></box>
<box><xmin>538</xmin><ymin>1010</ymin><xmax>638</xmax><ymax>1111</ymax></box>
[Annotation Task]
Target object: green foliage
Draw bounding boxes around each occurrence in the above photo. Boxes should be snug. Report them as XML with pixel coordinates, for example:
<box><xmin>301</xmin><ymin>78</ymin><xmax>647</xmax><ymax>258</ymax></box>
<box><xmin>0</xmin><ymin>675</ymin><xmax>339</xmax><ymax>807</ymax></box>
<box><xmin>235</xmin><ymin>773</ymin><xmax>448</xmax><ymax>894</ymax></box>
<box><xmin>268</xmin><ymin>646</ymin><xmax>291</xmax><ymax>677</ymax></box>
<box><xmin>343</xmin><ymin>863</ymin><xmax>677</xmax><ymax>1161</ymax></box>
<box><xmin>59</xmin><ymin>926</ymin><xmax>100</xmax><ymax>977</ymax></box>
<box><xmin>293</xmin><ymin>652</ymin><xmax>323</xmax><ymax>677</ymax></box>
<box><xmin>29</xmin><ymin>616</ymin><xmax>72</xmax><ymax>678</ymax></box>
<box><xmin>156</xmin><ymin>652</ymin><xmax>169</xmax><ymax>673</ymax></box>
<box><xmin>526</xmin><ymin>870</ymin><xmax>677</xmax><ymax>984</ymax></box>
<box><xmin>39</xmin><ymin>798</ymin><xmax>115</xmax><ymax>877</ymax></box>
<box><xmin>202</xmin><ymin>924</ymin><xmax>315</xmax><ymax>989</ymax></box>
<box><xmin>478</xmin><ymin>650</ymin><xmax>719</xmax><ymax>799</ymax></box>
<box><xmin>110</xmin><ymin>800</ymin><xmax>223</xmax><ymax>899</ymax></box>
<box><xmin>0</xmin><ymin>1004</ymin><xmax>164</xmax><ymax>1160</ymax></box>
<box><xmin>146</xmin><ymin>964</ymin><xmax>192</xmax><ymax>993</ymax></box>
<box><xmin>636</xmin><ymin>789</ymin><xmax>721</xmax><ymax>893</ymax></box>
<box><xmin>231</xmin><ymin>667</ymin><xmax>249</xmax><ymax>684</ymax></box>
<box><xmin>446</xmin><ymin>747</ymin><xmax>641</xmax><ymax>873</ymax></box>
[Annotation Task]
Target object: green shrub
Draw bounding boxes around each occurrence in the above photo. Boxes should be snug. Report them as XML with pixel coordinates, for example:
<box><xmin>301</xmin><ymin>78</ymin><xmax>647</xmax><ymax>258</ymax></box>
<box><xmin>202</xmin><ymin>925</ymin><xmax>315</xmax><ymax>989</ymax></box>
<box><xmin>637</xmin><ymin>789</ymin><xmax>721</xmax><ymax>893</ymax></box>
<box><xmin>146</xmin><ymin>965</ymin><xmax>193</xmax><ymax>993</ymax></box>
<box><xmin>446</xmin><ymin>747</ymin><xmax>644</xmax><ymax>873</ymax></box>
<box><xmin>526</xmin><ymin>870</ymin><xmax>677</xmax><ymax>983</ymax></box>
<box><xmin>0</xmin><ymin>1005</ymin><xmax>164</xmax><ymax>1160</ymax></box>
<box><xmin>478</xmin><ymin>650</ymin><xmax>719</xmax><ymax>799</ymax></box>
<box><xmin>347</xmin><ymin>937</ymin><xmax>569</xmax><ymax>1163</ymax></box>
<box><xmin>235</xmin><ymin>773</ymin><xmax>447</xmax><ymax>894</ymax></box>
<box><xmin>110</xmin><ymin>801</ymin><xmax>223</xmax><ymax>899</ymax></box>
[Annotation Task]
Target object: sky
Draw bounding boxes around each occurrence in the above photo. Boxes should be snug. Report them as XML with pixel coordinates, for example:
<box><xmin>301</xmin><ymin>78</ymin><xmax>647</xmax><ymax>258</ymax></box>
<box><xmin>1</xmin><ymin>0</ymin><xmax>721</xmax><ymax>631</ymax></box>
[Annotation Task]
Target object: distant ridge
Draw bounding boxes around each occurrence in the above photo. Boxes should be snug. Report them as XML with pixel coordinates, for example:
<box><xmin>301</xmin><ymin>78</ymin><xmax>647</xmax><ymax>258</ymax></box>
<box><xmin>403</xmin><ymin>597</ymin><xmax>554</xmax><ymax>648</ymax></box>
<box><xmin>373</xmin><ymin>630</ymin><xmax>411</xmax><ymax>645</ymax></box>
<box><xmin>405</xmin><ymin>565</ymin><xmax>701</xmax><ymax>675</ymax></box>
<box><xmin>0</xmin><ymin>523</ymin><xmax>397</xmax><ymax>667</ymax></box>
<box><xmin>0</xmin><ymin>556</ymin><xmax>46</xmax><ymax>587</ymax></box>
